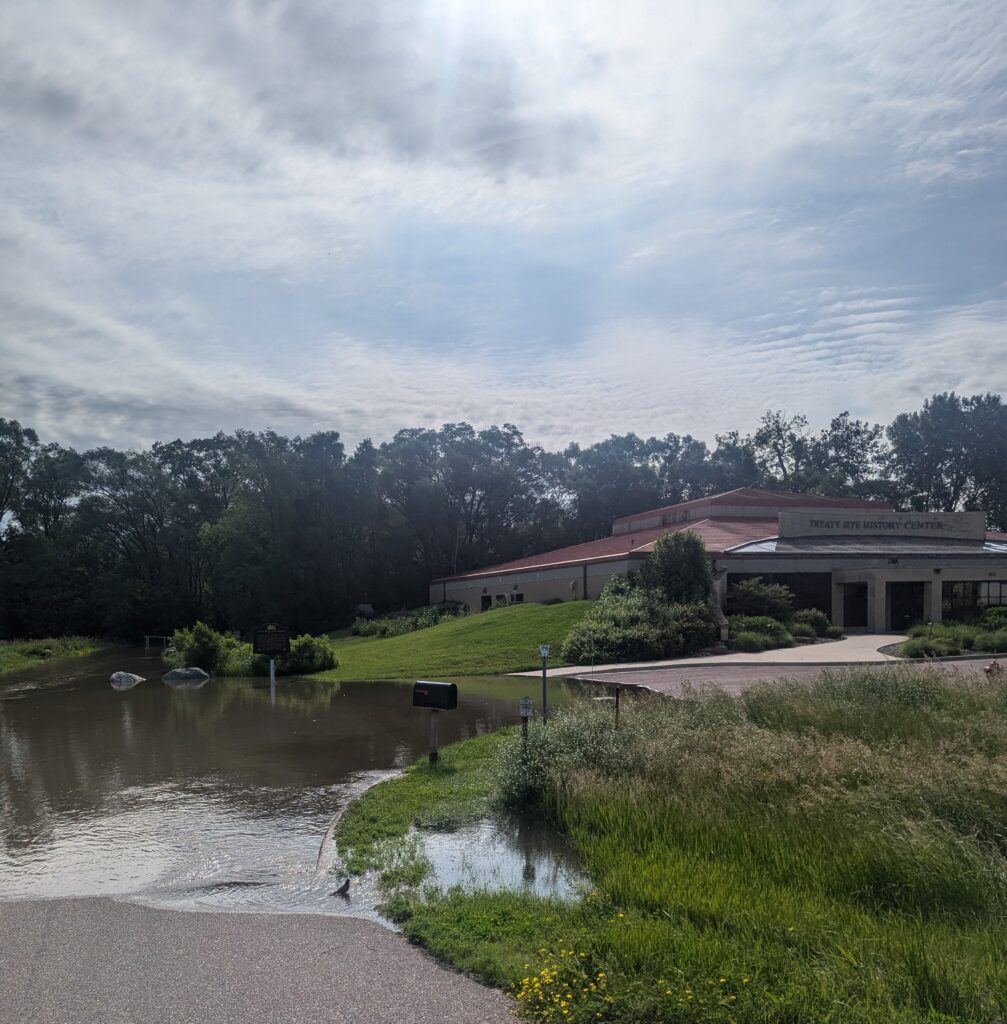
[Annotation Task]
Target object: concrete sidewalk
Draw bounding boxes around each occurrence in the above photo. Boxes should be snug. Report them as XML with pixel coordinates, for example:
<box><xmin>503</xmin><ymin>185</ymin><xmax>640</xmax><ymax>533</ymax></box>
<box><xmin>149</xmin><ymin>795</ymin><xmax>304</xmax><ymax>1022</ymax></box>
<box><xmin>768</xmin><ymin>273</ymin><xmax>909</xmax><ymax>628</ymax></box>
<box><xmin>0</xmin><ymin>898</ymin><xmax>512</xmax><ymax>1024</ymax></box>
<box><xmin>513</xmin><ymin>633</ymin><xmax>907</xmax><ymax>678</ymax></box>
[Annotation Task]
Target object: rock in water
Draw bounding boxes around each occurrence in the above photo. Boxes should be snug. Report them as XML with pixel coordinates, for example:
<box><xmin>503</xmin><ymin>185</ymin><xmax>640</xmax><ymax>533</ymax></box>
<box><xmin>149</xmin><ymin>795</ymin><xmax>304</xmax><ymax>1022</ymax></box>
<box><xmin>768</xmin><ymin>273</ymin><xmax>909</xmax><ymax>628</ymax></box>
<box><xmin>162</xmin><ymin>666</ymin><xmax>210</xmax><ymax>688</ymax></box>
<box><xmin>110</xmin><ymin>671</ymin><xmax>145</xmax><ymax>690</ymax></box>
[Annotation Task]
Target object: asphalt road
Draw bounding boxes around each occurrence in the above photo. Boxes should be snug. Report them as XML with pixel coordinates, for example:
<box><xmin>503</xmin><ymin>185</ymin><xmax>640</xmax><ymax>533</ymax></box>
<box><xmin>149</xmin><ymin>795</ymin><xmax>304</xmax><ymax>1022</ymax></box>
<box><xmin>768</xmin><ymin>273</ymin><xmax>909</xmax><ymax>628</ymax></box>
<box><xmin>0</xmin><ymin>898</ymin><xmax>513</xmax><ymax>1024</ymax></box>
<box><xmin>579</xmin><ymin>658</ymin><xmax>993</xmax><ymax>695</ymax></box>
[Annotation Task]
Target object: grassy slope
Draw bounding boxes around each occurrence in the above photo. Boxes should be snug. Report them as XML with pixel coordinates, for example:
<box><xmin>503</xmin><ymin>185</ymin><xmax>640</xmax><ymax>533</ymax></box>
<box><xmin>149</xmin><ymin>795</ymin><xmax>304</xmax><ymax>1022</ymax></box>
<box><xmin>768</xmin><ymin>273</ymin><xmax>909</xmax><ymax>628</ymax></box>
<box><xmin>0</xmin><ymin>636</ymin><xmax>109</xmax><ymax>675</ymax></box>
<box><xmin>337</xmin><ymin>667</ymin><xmax>1007</xmax><ymax>1023</ymax></box>
<box><xmin>319</xmin><ymin>602</ymin><xmax>594</xmax><ymax>680</ymax></box>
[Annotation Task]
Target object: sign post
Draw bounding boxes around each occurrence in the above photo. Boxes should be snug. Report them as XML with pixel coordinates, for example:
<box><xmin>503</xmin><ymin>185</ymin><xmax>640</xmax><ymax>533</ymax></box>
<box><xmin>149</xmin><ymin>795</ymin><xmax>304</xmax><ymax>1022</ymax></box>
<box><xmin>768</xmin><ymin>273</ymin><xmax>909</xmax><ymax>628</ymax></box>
<box><xmin>539</xmin><ymin>644</ymin><xmax>551</xmax><ymax>725</ymax></box>
<box><xmin>412</xmin><ymin>681</ymin><xmax>458</xmax><ymax>766</ymax></box>
<box><xmin>253</xmin><ymin>624</ymin><xmax>290</xmax><ymax>707</ymax></box>
<box><xmin>520</xmin><ymin>695</ymin><xmax>533</xmax><ymax>749</ymax></box>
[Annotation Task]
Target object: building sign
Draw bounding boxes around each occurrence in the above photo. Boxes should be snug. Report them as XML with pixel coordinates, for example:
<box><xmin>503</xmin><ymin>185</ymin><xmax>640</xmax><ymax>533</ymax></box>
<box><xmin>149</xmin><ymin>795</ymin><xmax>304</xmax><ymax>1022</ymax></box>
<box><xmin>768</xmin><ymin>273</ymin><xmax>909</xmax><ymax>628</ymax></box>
<box><xmin>778</xmin><ymin>510</ymin><xmax>986</xmax><ymax>542</ymax></box>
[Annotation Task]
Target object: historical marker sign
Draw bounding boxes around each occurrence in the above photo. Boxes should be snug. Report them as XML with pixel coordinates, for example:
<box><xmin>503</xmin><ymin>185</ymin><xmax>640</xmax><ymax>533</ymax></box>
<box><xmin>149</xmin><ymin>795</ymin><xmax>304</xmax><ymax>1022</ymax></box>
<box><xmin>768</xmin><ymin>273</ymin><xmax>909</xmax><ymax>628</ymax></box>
<box><xmin>253</xmin><ymin>623</ymin><xmax>290</xmax><ymax>657</ymax></box>
<box><xmin>519</xmin><ymin>696</ymin><xmax>533</xmax><ymax>719</ymax></box>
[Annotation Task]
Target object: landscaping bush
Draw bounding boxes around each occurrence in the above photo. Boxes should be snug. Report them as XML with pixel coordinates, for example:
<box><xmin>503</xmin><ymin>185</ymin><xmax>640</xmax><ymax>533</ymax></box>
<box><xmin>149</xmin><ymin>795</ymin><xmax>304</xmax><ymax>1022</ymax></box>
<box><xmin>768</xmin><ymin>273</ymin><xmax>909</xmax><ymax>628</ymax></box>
<box><xmin>728</xmin><ymin>614</ymin><xmax>795</xmax><ymax>648</ymax></box>
<box><xmin>790</xmin><ymin>622</ymin><xmax>817</xmax><ymax>639</ymax></box>
<box><xmin>166</xmin><ymin>623</ymin><xmax>337</xmax><ymax>675</ymax></box>
<box><xmin>636</xmin><ymin>530</ymin><xmax>712</xmax><ymax>605</ymax></box>
<box><xmin>351</xmin><ymin>602</ymin><xmax>465</xmax><ymax>638</ymax></box>
<box><xmin>900</xmin><ymin>636</ymin><xmax>962</xmax><ymax>658</ymax></box>
<box><xmin>562</xmin><ymin>578</ymin><xmax>673</xmax><ymax>663</ymax></box>
<box><xmin>732</xmin><ymin>630</ymin><xmax>768</xmax><ymax>652</ymax></box>
<box><xmin>983</xmin><ymin>606</ymin><xmax>1007</xmax><ymax>629</ymax></box>
<box><xmin>974</xmin><ymin>630</ymin><xmax>1007</xmax><ymax>653</ymax></box>
<box><xmin>825</xmin><ymin>625</ymin><xmax>845</xmax><ymax>639</ymax></box>
<box><xmin>793</xmin><ymin>607</ymin><xmax>830</xmax><ymax>637</ymax></box>
<box><xmin>665</xmin><ymin>602</ymin><xmax>718</xmax><ymax>654</ymax></box>
<box><xmin>726</xmin><ymin>576</ymin><xmax>795</xmax><ymax>620</ymax></box>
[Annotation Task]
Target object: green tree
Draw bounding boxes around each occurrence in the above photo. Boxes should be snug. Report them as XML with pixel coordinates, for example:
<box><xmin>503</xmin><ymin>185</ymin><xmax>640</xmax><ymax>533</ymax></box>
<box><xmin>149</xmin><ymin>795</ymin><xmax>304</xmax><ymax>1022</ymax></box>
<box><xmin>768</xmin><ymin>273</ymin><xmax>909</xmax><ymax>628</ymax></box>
<box><xmin>637</xmin><ymin>531</ymin><xmax>712</xmax><ymax>605</ymax></box>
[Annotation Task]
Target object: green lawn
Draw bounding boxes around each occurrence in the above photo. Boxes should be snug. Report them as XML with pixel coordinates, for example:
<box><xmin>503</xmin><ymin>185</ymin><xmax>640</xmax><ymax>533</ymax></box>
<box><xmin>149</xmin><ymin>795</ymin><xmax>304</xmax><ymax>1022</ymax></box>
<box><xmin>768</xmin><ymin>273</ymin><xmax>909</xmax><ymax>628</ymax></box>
<box><xmin>0</xmin><ymin>636</ymin><xmax>109</xmax><ymax>675</ymax></box>
<box><xmin>319</xmin><ymin>602</ymin><xmax>594</xmax><ymax>680</ymax></box>
<box><xmin>336</xmin><ymin>666</ymin><xmax>1007</xmax><ymax>1023</ymax></box>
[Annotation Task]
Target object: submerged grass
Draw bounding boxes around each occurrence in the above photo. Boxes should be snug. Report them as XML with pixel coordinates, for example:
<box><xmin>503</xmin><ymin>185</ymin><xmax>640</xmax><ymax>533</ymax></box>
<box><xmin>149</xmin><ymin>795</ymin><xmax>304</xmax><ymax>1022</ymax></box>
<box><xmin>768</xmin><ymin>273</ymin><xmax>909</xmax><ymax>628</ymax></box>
<box><xmin>342</xmin><ymin>665</ymin><xmax>1007</xmax><ymax>1023</ymax></box>
<box><xmin>0</xmin><ymin>636</ymin><xmax>109</xmax><ymax>675</ymax></box>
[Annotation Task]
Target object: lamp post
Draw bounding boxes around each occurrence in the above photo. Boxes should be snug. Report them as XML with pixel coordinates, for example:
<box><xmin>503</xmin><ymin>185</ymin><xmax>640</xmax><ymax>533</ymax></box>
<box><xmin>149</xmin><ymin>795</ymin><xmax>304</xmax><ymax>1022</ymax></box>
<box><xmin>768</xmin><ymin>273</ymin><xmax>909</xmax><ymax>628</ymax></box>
<box><xmin>539</xmin><ymin>644</ymin><xmax>551</xmax><ymax>725</ymax></box>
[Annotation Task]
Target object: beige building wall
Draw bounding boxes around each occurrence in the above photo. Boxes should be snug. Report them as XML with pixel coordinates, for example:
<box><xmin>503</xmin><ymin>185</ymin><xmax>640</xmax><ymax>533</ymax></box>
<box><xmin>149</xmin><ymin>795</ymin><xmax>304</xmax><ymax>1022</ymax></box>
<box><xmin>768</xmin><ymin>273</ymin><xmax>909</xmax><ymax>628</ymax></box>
<box><xmin>430</xmin><ymin>558</ymin><xmax>639</xmax><ymax>612</ymax></box>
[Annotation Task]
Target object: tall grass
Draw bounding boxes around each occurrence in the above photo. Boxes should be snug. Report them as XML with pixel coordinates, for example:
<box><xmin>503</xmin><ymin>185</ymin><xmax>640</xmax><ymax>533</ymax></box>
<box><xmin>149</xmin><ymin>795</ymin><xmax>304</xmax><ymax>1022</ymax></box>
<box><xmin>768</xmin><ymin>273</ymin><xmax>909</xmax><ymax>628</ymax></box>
<box><xmin>0</xmin><ymin>636</ymin><xmax>107</xmax><ymax>674</ymax></box>
<box><xmin>482</xmin><ymin>666</ymin><xmax>1007</xmax><ymax>1021</ymax></box>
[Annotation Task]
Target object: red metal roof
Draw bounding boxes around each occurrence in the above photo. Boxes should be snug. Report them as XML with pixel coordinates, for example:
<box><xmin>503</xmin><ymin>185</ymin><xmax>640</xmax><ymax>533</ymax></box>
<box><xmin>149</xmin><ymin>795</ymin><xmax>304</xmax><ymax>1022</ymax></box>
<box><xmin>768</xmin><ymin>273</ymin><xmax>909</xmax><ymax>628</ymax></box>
<box><xmin>612</xmin><ymin>486</ymin><xmax>891</xmax><ymax>528</ymax></box>
<box><xmin>434</xmin><ymin>518</ymin><xmax>780</xmax><ymax>582</ymax></box>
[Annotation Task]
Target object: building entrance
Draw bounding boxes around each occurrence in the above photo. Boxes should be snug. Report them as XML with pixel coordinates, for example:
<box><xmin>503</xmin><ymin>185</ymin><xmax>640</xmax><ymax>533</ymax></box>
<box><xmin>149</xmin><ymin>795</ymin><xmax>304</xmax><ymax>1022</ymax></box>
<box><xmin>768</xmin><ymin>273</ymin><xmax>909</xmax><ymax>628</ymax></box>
<box><xmin>888</xmin><ymin>581</ymin><xmax>925</xmax><ymax>632</ymax></box>
<box><xmin>842</xmin><ymin>583</ymin><xmax>869</xmax><ymax>629</ymax></box>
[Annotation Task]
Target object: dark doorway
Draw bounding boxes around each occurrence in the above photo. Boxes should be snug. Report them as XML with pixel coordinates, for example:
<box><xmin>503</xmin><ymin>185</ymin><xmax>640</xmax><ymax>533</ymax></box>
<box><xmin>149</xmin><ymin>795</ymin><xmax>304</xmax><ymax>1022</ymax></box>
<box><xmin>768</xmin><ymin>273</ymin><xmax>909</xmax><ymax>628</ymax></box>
<box><xmin>480</xmin><ymin>595</ymin><xmax>492</xmax><ymax>612</ymax></box>
<box><xmin>843</xmin><ymin>583</ymin><xmax>869</xmax><ymax>629</ymax></box>
<box><xmin>888</xmin><ymin>581</ymin><xmax>925</xmax><ymax>631</ymax></box>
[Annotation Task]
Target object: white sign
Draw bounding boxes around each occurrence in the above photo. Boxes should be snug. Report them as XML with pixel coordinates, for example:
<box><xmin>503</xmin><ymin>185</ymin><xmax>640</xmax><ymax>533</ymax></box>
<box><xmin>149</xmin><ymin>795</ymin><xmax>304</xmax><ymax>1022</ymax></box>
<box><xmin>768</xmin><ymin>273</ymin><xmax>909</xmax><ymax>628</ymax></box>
<box><xmin>519</xmin><ymin>696</ymin><xmax>533</xmax><ymax>718</ymax></box>
<box><xmin>539</xmin><ymin>644</ymin><xmax>551</xmax><ymax>658</ymax></box>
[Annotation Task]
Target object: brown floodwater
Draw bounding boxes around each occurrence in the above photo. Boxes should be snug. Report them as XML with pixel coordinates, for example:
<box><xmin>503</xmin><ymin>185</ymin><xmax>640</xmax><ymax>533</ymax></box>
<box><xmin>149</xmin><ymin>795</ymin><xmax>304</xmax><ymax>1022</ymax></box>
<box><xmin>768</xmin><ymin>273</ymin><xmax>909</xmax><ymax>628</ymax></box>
<box><xmin>0</xmin><ymin>648</ymin><xmax>583</xmax><ymax>920</ymax></box>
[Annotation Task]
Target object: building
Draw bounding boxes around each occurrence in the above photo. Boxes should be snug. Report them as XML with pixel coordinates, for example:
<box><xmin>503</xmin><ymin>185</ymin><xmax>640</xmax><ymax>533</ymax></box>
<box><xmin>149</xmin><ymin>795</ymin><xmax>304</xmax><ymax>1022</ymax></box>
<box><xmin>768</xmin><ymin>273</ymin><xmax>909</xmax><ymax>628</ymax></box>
<box><xmin>430</xmin><ymin>487</ymin><xmax>1007</xmax><ymax>632</ymax></box>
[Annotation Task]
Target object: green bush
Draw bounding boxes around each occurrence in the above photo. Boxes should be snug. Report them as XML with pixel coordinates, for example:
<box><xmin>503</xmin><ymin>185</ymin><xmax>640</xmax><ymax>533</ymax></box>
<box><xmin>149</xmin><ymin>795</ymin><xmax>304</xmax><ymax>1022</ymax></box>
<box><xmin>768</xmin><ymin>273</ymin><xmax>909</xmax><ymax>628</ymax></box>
<box><xmin>636</xmin><ymin>530</ymin><xmax>712</xmax><ymax>605</ymax></box>
<box><xmin>793</xmin><ymin>607</ymin><xmax>830</xmax><ymax>637</ymax></box>
<box><xmin>790</xmin><ymin>622</ymin><xmax>817</xmax><ymax>639</ymax></box>
<box><xmin>900</xmin><ymin>636</ymin><xmax>962</xmax><ymax>658</ymax></box>
<box><xmin>284</xmin><ymin>633</ymin><xmax>338</xmax><ymax>673</ymax></box>
<box><xmin>825</xmin><ymin>625</ymin><xmax>845</xmax><ymax>639</ymax></box>
<box><xmin>665</xmin><ymin>602</ymin><xmax>718</xmax><ymax>654</ymax></box>
<box><xmin>351</xmin><ymin>603</ymin><xmax>465</xmax><ymax>638</ymax></box>
<box><xmin>726</xmin><ymin>576</ymin><xmax>795</xmax><ymax>620</ymax></box>
<box><xmin>975</xmin><ymin>630</ymin><xmax>1007</xmax><ymax>653</ymax></box>
<box><xmin>732</xmin><ymin>630</ymin><xmax>768</xmax><ymax>652</ymax></box>
<box><xmin>982</xmin><ymin>606</ymin><xmax>1007</xmax><ymax>629</ymax></box>
<box><xmin>728</xmin><ymin>615</ymin><xmax>794</xmax><ymax>647</ymax></box>
<box><xmin>167</xmin><ymin>621</ymin><xmax>227</xmax><ymax>672</ymax></box>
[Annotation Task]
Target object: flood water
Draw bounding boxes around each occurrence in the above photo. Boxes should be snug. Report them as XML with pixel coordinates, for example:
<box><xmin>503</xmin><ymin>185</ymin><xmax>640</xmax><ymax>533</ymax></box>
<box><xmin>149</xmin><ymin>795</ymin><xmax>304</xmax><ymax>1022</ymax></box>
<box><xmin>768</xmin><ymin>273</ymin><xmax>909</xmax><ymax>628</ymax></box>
<box><xmin>0</xmin><ymin>648</ymin><xmax>583</xmax><ymax>920</ymax></box>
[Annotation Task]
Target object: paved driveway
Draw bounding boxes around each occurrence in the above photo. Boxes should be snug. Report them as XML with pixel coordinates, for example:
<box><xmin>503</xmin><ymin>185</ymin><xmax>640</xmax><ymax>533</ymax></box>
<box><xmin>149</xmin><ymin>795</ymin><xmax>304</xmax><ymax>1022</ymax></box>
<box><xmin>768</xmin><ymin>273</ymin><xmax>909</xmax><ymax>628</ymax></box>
<box><xmin>0</xmin><ymin>898</ymin><xmax>513</xmax><ymax>1024</ymax></box>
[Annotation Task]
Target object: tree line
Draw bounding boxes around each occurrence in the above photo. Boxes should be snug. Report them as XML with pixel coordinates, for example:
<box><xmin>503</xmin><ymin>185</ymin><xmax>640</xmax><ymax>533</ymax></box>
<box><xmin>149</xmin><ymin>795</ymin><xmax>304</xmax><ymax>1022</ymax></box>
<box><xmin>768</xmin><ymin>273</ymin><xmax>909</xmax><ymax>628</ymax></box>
<box><xmin>1</xmin><ymin>392</ymin><xmax>1004</xmax><ymax>640</ymax></box>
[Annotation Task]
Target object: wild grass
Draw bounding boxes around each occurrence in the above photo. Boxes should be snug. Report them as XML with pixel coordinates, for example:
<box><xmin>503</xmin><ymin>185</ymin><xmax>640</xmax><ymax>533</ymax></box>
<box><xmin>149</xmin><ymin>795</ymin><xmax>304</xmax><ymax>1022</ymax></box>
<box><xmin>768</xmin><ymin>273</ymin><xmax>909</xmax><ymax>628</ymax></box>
<box><xmin>0</xmin><ymin>636</ymin><xmax>108</xmax><ymax>675</ymax></box>
<box><xmin>386</xmin><ymin>666</ymin><xmax>1007</xmax><ymax>1023</ymax></box>
<box><xmin>319</xmin><ymin>601</ymin><xmax>594</xmax><ymax>679</ymax></box>
<box><xmin>901</xmin><ymin>620</ymin><xmax>1007</xmax><ymax>658</ymax></box>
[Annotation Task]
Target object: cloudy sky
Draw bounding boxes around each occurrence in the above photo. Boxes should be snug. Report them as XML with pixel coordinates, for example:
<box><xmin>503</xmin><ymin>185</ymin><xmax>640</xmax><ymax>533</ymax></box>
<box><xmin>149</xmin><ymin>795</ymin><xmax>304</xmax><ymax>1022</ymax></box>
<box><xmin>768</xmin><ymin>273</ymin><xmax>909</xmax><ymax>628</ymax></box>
<box><xmin>2</xmin><ymin>0</ymin><xmax>1005</xmax><ymax>452</ymax></box>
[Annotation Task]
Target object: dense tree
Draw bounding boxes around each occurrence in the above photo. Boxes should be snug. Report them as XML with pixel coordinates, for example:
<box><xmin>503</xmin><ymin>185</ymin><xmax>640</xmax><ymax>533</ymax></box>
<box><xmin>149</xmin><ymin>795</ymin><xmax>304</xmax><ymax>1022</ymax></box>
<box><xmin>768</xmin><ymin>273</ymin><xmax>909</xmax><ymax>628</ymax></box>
<box><xmin>0</xmin><ymin>392</ymin><xmax>1002</xmax><ymax>639</ymax></box>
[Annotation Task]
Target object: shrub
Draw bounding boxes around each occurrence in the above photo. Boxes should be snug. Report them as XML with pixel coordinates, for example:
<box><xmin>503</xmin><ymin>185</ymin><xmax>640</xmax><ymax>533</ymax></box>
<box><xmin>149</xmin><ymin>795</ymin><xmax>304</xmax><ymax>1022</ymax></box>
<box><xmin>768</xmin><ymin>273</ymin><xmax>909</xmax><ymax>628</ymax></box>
<box><xmin>732</xmin><ymin>630</ymin><xmax>768</xmax><ymax>652</ymax></box>
<box><xmin>728</xmin><ymin>615</ymin><xmax>794</xmax><ymax>647</ymax></box>
<box><xmin>284</xmin><ymin>633</ymin><xmax>338</xmax><ymax>673</ymax></box>
<box><xmin>982</xmin><ymin>606</ymin><xmax>1007</xmax><ymax>629</ymax></box>
<box><xmin>167</xmin><ymin>620</ymin><xmax>226</xmax><ymax>672</ymax></box>
<box><xmin>825</xmin><ymin>625</ymin><xmax>845</xmax><ymax>639</ymax></box>
<box><xmin>665</xmin><ymin>602</ymin><xmax>718</xmax><ymax>654</ymax></box>
<box><xmin>636</xmin><ymin>531</ymin><xmax>712</xmax><ymax>605</ymax></box>
<box><xmin>790</xmin><ymin>622</ymin><xmax>817</xmax><ymax>639</ymax></box>
<box><xmin>793</xmin><ymin>607</ymin><xmax>830</xmax><ymax>637</ymax></box>
<box><xmin>351</xmin><ymin>603</ymin><xmax>465</xmax><ymax>638</ymax></box>
<box><xmin>726</xmin><ymin>576</ymin><xmax>795</xmax><ymax>620</ymax></box>
<box><xmin>975</xmin><ymin>630</ymin><xmax>1007</xmax><ymax>653</ymax></box>
<box><xmin>900</xmin><ymin>636</ymin><xmax>961</xmax><ymax>658</ymax></box>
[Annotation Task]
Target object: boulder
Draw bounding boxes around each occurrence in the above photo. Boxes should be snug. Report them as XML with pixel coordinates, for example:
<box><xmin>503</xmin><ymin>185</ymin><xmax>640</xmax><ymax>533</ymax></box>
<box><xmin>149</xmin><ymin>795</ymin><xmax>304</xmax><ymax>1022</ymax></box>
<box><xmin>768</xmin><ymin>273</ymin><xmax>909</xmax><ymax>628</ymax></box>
<box><xmin>110</xmin><ymin>671</ymin><xmax>145</xmax><ymax>690</ymax></box>
<box><xmin>162</xmin><ymin>666</ymin><xmax>210</xmax><ymax>687</ymax></box>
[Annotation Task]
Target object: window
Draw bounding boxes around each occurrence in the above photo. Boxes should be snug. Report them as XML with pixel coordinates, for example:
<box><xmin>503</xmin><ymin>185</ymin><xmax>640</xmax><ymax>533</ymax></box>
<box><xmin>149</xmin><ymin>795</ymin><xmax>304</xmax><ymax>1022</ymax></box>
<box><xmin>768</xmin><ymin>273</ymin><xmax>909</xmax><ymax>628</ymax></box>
<box><xmin>979</xmin><ymin>581</ymin><xmax>1007</xmax><ymax>607</ymax></box>
<box><xmin>510</xmin><ymin>593</ymin><xmax>524</xmax><ymax>604</ymax></box>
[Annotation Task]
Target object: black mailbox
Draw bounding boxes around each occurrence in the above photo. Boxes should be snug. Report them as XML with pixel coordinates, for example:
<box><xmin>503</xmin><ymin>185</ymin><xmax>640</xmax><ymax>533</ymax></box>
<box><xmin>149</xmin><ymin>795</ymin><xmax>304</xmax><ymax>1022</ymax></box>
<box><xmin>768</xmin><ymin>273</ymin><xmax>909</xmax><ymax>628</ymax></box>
<box><xmin>413</xmin><ymin>680</ymin><xmax>457</xmax><ymax>710</ymax></box>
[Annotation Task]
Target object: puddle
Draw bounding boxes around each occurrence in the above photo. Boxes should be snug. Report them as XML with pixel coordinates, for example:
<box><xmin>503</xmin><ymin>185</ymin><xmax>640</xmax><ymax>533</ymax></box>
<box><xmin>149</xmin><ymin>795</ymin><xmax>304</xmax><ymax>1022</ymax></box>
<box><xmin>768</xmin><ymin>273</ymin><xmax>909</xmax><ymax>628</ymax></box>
<box><xmin>419</xmin><ymin>814</ymin><xmax>583</xmax><ymax>899</ymax></box>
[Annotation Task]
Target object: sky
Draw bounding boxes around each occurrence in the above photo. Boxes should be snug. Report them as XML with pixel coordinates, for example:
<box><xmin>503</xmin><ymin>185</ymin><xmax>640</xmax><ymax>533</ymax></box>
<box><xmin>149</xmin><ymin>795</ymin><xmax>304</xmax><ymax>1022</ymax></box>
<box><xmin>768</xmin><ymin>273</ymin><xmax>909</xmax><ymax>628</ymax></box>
<box><xmin>2</xmin><ymin>0</ymin><xmax>1006</xmax><ymax>453</ymax></box>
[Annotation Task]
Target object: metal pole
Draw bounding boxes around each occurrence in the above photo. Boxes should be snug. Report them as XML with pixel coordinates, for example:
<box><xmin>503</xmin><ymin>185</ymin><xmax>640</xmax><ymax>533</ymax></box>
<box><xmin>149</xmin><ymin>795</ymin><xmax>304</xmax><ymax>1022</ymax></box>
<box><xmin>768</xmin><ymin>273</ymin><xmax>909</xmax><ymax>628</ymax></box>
<box><xmin>269</xmin><ymin>657</ymin><xmax>276</xmax><ymax>707</ymax></box>
<box><xmin>541</xmin><ymin>654</ymin><xmax>548</xmax><ymax>726</ymax></box>
<box><xmin>614</xmin><ymin>686</ymin><xmax>620</xmax><ymax>730</ymax></box>
<box><xmin>429</xmin><ymin>709</ymin><xmax>439</xmax><ymax>764</ymax></box>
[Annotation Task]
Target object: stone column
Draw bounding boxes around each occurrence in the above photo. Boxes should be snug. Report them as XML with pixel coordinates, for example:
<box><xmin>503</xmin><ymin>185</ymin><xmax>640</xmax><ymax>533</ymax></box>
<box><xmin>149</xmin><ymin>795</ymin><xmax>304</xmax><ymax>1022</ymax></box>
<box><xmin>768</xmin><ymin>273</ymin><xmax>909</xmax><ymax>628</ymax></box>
<box><xmin>928</xmin><ymin>576</ymin><xmax>943</xmax><ymax>624</ymax></box>
<box><xmin>869</xmin><ymin>575</ymin><xmax>887</xmax><ymax>633</ymax></box>
<box><xmin>831</xmin><ymin>578</ymin><xmax>844</xmax><ymax>629</ymax></box>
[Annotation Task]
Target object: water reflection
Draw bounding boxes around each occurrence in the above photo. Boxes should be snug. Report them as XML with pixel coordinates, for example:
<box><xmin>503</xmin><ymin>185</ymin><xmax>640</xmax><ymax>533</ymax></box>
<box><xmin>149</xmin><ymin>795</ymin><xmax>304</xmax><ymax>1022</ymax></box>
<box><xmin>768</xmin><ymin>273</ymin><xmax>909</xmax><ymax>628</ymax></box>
<box><xmin>0</xmin><ymin>648</ymin><xmax>581</xmax><ymax>917</ymax></box>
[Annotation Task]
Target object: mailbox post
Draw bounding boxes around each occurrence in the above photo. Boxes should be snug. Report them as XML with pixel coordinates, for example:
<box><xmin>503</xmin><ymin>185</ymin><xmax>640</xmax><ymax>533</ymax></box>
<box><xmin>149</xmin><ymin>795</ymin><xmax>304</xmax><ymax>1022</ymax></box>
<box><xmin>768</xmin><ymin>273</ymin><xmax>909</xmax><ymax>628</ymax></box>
<box><xmin>539</xmin><ymin>644</ymin><xmax>551</xmax><ymax>725</ymax></box>
<box><xmin>413</xmin><ymin>681</ymin><xmax>458</xmax><ymax>765</ymax></box>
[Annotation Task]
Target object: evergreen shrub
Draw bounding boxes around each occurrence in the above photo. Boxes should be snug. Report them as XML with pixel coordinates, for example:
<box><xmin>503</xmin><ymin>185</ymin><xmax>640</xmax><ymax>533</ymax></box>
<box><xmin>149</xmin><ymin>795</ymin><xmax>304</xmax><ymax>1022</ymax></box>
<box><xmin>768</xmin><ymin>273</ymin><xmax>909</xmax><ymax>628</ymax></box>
<box><xmin>793</xmin><ymin>607</ymin><xmax>830</xmax><ymax>637</ymax></box>
<box><xmin>726</xmin><ymin>576</ymin><xmax>795</xmax><ymax>620</ymax></box>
